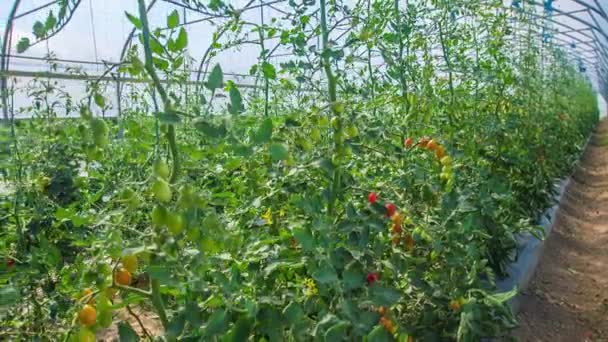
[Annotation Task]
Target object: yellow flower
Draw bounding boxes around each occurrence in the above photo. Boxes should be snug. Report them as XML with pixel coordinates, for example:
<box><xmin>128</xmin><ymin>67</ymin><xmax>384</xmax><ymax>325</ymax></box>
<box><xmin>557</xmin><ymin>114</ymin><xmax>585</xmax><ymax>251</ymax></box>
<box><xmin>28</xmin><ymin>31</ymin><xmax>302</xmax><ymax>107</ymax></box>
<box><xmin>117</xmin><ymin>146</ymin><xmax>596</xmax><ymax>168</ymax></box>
<box><xmin>303</xmin><ymin>278</ymin><xmax>318</xmax><ymax>296</ymax></box>
<box><xmin>261</xmin><ymin>208</ymin><xmax>273</xmax><ymax>225</ymax></box>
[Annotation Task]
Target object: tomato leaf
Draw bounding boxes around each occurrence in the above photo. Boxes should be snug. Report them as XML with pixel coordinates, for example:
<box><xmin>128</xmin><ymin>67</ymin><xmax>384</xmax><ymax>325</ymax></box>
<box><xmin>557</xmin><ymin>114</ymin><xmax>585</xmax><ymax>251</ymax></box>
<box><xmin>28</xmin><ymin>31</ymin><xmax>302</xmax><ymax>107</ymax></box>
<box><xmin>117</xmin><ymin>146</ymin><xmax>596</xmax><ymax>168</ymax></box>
<box><xmin>125</xmin><ymin>12</ymin><xmax>142</xmax><ymax>29</ymax></box>
<box><xmin>367</xmin><ymin>325</ymin><xmax>391</xmax><ymax>342</ymax></box>
<box><xmin>369</xmin><ymin>285</ymin><xmax>401</xmax><ymax>306</ymax></box>
<box><xmin>262</xmin><ymin>62</ymin><xmax>277</xmax><ymax>80</ymax></box>
<box><xmin>228</xmin><ymin>85</ymin><xmax>244</xmax><ymax>114</ymax></box>
<box><xmin>252</xmin><ymin>118</ymin><xmax>273</xmax><ymax>144</ymax></box>
<box><xmin>33</xmin><ymin>21</ymin><xmax>46</xmax><ymax>39</ymax></box>
<box><xmin>155</xmin><ymin>111</ymin><xmax>181</xmax><ymax>124</ymax></box>
<box><xmin>167</xmin><ymin>9</ymin><xmax>179</xmax><ymax>29</ymax></box>
<box><xmin>175</xmin><ymin>27</ymin><xmax>188</xmax><ymax>50</ymax></box>
<box><xmin>269</xmin><ymin>143</ymin><xmax>289</xmax><ymax>161</ymax></box>
<box><xmin>16</xmin><ymin>38</ymin><xmax>30</xmax><ymax>53</ymax></box>
<box><xmin>203</xmin><ymin>309</ymin><xmax>230</xmax><ymax>337</ymax></box>
<box><xmin>206</xmin><ymin>64</ymin><xmax>223</xmax><ymax>90</ymax></box>
<box><xmin>118</xmin><ymin>322</ymin><xmax>139</xmax><ymax>342</ymax></box>
<box><xmin>292</xmin><ymin>227</ymin><xmax>314</xmax><ymax>251</ymax></box>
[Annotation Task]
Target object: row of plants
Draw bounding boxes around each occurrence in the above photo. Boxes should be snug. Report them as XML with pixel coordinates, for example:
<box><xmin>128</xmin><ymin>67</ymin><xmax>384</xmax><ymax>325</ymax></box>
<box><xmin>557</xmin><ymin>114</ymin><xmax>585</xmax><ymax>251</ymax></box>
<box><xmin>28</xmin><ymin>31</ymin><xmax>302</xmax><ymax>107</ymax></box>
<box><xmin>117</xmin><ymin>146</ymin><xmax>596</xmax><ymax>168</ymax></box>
<box><xmin>0</xmin><ymin>0</ymin><xmax>599</xmax><ymax>341</ymax></box>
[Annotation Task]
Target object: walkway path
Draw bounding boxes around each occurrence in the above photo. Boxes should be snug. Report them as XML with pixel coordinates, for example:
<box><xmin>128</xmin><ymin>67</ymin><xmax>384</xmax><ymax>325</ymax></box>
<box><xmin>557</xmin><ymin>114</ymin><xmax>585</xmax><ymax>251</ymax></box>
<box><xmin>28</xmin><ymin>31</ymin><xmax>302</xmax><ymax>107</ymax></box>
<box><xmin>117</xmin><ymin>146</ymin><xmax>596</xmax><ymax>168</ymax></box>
<box><xmin>514</xmin><ymin>119</ymin><xmax>608</xmax><ymax>341</ymax></box>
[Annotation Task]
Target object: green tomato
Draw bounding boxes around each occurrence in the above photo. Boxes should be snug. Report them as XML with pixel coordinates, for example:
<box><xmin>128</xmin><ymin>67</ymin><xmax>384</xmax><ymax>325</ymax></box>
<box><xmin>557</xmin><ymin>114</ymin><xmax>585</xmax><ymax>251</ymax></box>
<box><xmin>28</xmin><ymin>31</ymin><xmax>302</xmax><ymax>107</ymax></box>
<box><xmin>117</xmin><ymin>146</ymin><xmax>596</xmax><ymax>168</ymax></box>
<box><xmin>332</xmin><ymin>102</ymin><xmax>345</xmax><ymax>113</ymax></box>
<box><xmin>186</xmin><ymin>226</ymin><xmax>201</xmax><ymax>242</ymax></box>
<box><xmin>331</xmin><ymin>117</ymin><xmax>341</xmax><ymax>130</ymax></box>
<box><xmin>97</xmin><ymin>309</ymin><xmax>112</xmax><ymax>328</ymax></box>
<box><xmin>151</xmin><ymin>178</ymin><xmax>172</xmax><ymax>203</ymax></box>
<box><xmin>153</xmin><ymin>159</ymin><xmax>171</xmax><ymax>180</ymax></box>
<box><xmin>77</xmin><ymin>328</ymin><xmax>96</xmax><ymax>342</ymax></box>
<box><xmin>151</xmin><ymin>205</ymin><xmax>168</xmax><ymax>226</ymax></box>
<box><xmin>318</xmin><ymin>116</ymin><xmax>329</xmax><ymax>127</ymax></box>
<box><xmin>166</xmin><ymin>212</ymin><xmax>184</xmax><ymax>236</ymax></box>
<box><xmin>346</xmin><ymin>124</ymin><xmax>359</xmax><ymax>138</ymax></box>
<box><xmin>310</xmin><ymin>128</ymin><xmax>322</xmax><ymax>142</ymax></box>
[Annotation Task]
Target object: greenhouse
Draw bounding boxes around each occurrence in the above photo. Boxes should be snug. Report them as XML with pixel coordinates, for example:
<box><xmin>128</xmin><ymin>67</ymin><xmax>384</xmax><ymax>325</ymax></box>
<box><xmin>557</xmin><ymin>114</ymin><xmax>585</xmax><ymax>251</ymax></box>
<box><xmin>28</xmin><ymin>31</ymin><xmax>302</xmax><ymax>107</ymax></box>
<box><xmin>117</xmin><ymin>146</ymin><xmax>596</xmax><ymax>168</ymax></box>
<box><xmin>1</xmin><ymin>0</ymin><xmax>607</xmax><ymax>340</ymax></box>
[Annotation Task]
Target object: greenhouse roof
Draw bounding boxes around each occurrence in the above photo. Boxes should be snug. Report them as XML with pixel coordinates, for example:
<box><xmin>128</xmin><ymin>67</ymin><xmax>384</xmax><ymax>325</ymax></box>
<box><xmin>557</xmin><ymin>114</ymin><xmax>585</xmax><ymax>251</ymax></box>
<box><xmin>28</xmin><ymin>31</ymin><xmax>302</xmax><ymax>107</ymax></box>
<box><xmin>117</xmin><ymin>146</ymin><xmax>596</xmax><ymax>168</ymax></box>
<box><xmin>1</xmin><ymin>0</ymin><xmax>608</xmax><ymax>116</ymax></box>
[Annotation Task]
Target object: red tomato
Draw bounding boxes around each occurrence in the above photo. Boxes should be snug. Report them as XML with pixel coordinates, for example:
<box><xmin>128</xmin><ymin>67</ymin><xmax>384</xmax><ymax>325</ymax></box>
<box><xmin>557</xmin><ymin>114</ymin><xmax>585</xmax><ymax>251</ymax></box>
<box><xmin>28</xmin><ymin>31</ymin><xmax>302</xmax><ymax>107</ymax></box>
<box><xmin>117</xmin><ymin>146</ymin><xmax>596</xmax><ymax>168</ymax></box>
<box><xmin>404</xmin><ymin>137</ymin><xmax>413</xmax><ymax>148</ymax></box>
<box><xmin>368</xmin><ymin>192</ymin><xmax>378</xmax><ymax>204</ymax></box>
<box><xmin>385</xmin><ymin>202</ymin><xmax>397</xmax><ymax>217</ymax></box>
<box><xmin>366</xmin><ymin>272</ymin><xmax>379</xmax><ymax>285</ymax></box>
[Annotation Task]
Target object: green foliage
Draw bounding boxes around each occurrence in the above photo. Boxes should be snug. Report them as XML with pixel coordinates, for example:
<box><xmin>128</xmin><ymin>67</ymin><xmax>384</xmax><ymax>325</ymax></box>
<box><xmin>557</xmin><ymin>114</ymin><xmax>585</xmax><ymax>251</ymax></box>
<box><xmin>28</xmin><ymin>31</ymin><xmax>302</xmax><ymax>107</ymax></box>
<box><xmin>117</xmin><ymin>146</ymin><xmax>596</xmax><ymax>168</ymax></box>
<box><xmin>0</xmin><ymin>1</ymin><xmax>601</xmax><ymax>341</ymax></box>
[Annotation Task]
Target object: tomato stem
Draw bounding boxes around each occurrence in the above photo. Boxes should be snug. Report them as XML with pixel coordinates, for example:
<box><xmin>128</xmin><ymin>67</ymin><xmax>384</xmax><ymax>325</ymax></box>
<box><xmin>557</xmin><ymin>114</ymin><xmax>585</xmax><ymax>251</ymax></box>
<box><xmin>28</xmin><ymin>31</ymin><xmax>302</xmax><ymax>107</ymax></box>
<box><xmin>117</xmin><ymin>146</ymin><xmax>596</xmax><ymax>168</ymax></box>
<box><xmin>137</xmin><ymin>0</ymin><xmax>180</xmax><ymax>183</ymax></box>
<box><xmin>319</xmin><ymin>0</ymin><xmax>340</xmax><ymax>217</ymax></box>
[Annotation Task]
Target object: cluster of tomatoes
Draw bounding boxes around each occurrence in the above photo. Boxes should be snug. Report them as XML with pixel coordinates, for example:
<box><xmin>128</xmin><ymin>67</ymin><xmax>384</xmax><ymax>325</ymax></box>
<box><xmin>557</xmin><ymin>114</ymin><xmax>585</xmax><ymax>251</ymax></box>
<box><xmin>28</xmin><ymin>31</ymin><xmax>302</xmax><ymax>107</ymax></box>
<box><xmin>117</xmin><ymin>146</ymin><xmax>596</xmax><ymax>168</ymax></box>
<box><xmin>76</xmin><ymin>255</ymin><xmax>137</xmax><ymax>336</ymax></box>
<box><xmin>405</xmin><ymin>136</ymin><xmax>454</xmax><ymax>188</ymax></box>
<box><xmin>368</xmin><ymin>193</ymin><xmax>415</xmax><ymax>251</ymax></box>
<box><xmin>376</xmin><ymin>306</ymin><xmax>397</xmax><ymax>334</ymax></box>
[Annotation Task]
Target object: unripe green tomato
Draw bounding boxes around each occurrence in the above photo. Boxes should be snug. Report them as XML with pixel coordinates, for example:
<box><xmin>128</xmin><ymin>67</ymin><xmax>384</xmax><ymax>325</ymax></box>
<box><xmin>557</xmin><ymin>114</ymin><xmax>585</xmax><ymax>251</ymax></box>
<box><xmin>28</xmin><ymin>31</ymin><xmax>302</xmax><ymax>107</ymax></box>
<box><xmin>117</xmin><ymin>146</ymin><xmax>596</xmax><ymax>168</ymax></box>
<box><xmin>97</xmin><ymin>309</ymin><xmax>112</xmax><ymax>328</ymax></box>
<box><xmin>151</xmin><ymin>178</ymin><xmax>172</xmax><ymax>203</ymax></box>
<box><xmin>318</xmin><ymin>116</ymin><xmax>329</xmax><ymax>127</ymax></box>
<box><xmin>187</xmin><ymin>227</ymin><xmax>201</xmax><ymax>242</ymax></box>
<box><xmin>440</xmin><ymin>156</ymin><xmax>452</xmax><ymax>166</ymax></box>
<box><xmin>166</xmin><ymin>212</ymin><xmax>184</xmax><ymax>236</ymax></box>
<box><xmin>77</xmin><ymin>328</ymin><xmax>96</xmax><ymax>342</ymax></box>
<box><xmin>346</xmin><ymin>125</ymin><xmax>359</xmax><ymax>138</ymax></box>
<box><xmin>331</xmin><ymin>117</ymin><xmax>341</xmax><ymax>130</ymax></box>
<box><xmin>95</xmin><ymin>274</ymin><xmax>107</xmax><ymax>287</ymax></box>
<box><xmin>153</xmin><ymin>159</ymin><xmax>171</xmax><ymax>180</ymax></box>
<box><xmin>119</xmin><ymin>188</ymin><xmax>135</xmax><ymax>201</ymax></box>
<box><xmin>298</xmin><ymin>138</ymin><xmax>313</xmax><ymax>152</ymax></box>
<box><xmin>98</xmin><ymin>263</ymin><xmax>112</xmax><ymax>276</ymax></box>
<box><xmin>332</xmin><ymin>102</ymin><xmax>345</xmax><ymax>113</ymax></box>
<box><xmin>151</xmin><ymin>205</ymin><xmax>168</xmax><ymax>226</ymax></box>
<box><xmin>310</xmin><ymin>128</ymin><xmax>322</xmax><ymax>142</ymax></box>
<box><xmin>337</xmin><ymin>146</ymin><xmax>352</xmax><ymax>158</ymax></box>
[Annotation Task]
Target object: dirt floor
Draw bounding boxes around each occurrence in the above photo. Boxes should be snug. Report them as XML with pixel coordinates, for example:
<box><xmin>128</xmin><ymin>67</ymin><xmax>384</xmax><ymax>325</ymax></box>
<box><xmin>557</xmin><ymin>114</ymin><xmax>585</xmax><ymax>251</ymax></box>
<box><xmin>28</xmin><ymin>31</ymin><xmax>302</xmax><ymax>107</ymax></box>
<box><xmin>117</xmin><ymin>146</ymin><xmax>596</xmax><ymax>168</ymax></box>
<box><xmin>513</xmin><ymin>119</ymin><xmax>608</xmax><ymax>341</ymax></box>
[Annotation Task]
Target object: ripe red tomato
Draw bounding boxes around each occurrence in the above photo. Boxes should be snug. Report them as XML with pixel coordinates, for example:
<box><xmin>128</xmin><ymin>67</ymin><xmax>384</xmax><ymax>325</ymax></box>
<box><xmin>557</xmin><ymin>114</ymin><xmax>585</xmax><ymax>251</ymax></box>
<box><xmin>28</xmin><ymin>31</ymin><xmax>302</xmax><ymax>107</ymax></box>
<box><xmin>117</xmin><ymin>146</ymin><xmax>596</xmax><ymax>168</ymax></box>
<box><xmin>391</xmin><ymin>223</ymin><xmax>402</xmax><ymax>234</ymax></box>
<box><xmin>385</xmin><ymin>202</ymin><xmax>397</xmax><ymax>217</ymax></box>
<box><xmin>6</xmin><ymin>258</ymin><xmax>15</xmax><ymax>268</ymax></box>
<box><xmin>368</xmin><ymin>192</ymin><xmax>378</xmax><ymax>204</ymax></box>
<box><xmin>404</xmin><ymin>137</ymin><xmax>413</xmax><ymax>148</ymax></box>
<box><xmin>366</xmin><ymin>272</ymin><xmax>379</xmax><ymax>285</ymax></box>
<box><xmin>426</xmin><ymin>139</ymin><xmax>438</xmax><ymax>151</ymax></box>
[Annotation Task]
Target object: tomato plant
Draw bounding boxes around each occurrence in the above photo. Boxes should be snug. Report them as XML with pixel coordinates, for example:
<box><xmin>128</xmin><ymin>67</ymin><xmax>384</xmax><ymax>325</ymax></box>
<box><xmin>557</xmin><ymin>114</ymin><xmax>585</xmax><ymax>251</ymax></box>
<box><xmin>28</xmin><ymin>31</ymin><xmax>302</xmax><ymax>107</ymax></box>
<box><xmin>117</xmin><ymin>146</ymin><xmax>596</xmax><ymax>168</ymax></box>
<box><xmin>0</xmin><ymin>0</ymin><xmax>600</xmax><ymax>341</ymax></box>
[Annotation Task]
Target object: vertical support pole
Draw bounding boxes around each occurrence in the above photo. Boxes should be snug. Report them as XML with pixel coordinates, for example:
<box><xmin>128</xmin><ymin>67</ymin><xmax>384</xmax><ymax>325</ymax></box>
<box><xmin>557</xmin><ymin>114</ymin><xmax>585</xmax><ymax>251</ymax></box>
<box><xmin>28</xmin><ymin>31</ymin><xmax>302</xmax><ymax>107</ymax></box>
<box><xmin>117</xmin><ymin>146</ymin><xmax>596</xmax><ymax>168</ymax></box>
<box><xmin>1</xmin><ymin>1</ymin><xmax>22</xmax><ymax>121</ymax></box>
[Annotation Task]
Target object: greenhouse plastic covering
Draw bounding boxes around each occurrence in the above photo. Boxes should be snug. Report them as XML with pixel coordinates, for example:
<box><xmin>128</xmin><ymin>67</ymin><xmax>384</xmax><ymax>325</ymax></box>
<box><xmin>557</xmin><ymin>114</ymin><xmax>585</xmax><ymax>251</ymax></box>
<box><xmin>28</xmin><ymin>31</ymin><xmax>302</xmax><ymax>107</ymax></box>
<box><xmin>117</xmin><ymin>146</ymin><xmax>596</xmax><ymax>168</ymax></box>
<box><xmin>1</xmin><ymin>0</ymin><xmax>608</xmax><ymax>117</ymax></box>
